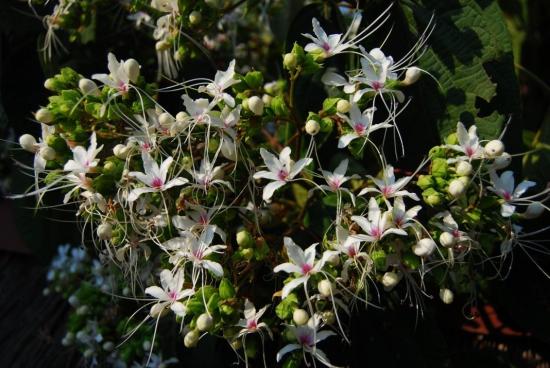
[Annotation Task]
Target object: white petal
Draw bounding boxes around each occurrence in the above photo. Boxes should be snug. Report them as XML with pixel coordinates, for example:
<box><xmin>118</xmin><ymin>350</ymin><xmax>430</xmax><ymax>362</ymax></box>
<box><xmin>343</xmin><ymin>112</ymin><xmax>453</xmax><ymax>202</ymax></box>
<box><xmin>262</xmin><ymin>180</ymin><xmax>286</xmax><ymax>201</ymax></box>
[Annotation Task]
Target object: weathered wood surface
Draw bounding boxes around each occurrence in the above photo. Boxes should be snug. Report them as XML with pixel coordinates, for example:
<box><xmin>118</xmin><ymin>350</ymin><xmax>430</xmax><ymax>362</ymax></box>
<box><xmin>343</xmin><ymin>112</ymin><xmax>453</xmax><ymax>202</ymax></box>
<box><xmin>0</xmin><ymin>252</ymin><xmax>82</xmax><ymax>368</ymax></box>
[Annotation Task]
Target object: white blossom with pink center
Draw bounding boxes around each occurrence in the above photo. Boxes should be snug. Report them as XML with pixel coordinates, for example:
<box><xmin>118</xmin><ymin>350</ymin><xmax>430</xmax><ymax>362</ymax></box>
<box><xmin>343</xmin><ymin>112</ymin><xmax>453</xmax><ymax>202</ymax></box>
<box><xmin>351</xmin><ymin>197</ymin><xmax>407</xmax><ymax>243</ymax></box>
<box><xmin>64</xmin><ymin>132</ymin><xmax>103</xmax><ymax>174</ymax></box>
<box><xmin>253</xmin><ymin>147</ymin><xmax>312</xmax><ymax>201</ymax></box>
<box><xmin>488</xmin><ymin>170</ymin><xmax>536</xmax><ymax>217</ymax></box>
<box><xmin>337</xmin><ymin>103</ymin><xmax>392</xmax><ymax>149</ymax></box>
<box><xmin>447</xmin><ymin>122</ymin><xmax>484</xmax><ymax>162</ymax></box>
<box><xmin>358</xmin><ymin>164</ymin><xmax>419</xmax><ymax>201</ymax></box>
<box><xmin>236</xmin><ymin>299</ymin><xmax>272</xmax><ymax>339</ymax></box>
<box><xmin>145</xmin><ymin>269</ymin><xmax>194</xmax><ymax>317</ymax></box>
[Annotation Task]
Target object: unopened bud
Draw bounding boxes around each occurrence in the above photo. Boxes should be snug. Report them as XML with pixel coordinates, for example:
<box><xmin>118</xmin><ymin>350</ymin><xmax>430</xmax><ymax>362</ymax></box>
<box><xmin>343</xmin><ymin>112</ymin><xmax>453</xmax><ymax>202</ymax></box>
<box><xmin>35</xmin><ymin>108</ymin><xmax>54</xmax><ymax>124</ymax></box>
<box><xmin>455</xmin><ymin>161</ymin><xmax>472</xmax><ymax>176</ymax></box>
<box><xmin>336</xmin><ymin>99</ymin><xmax>351</xmax><ymax>114</ymax></box>
<box><xmin>236</xmin><ymin>228</ymin><xmax>254</xmax><ymax>248</ymax></box>
<box><xmin>402</xmin><ymin>66</ymin><xmax>422</xmax><ymax>86</ymax></box>
<box><xmin>283</xmin><ymin>53</ymin><xmax>297</xmax><ymax>70</ymax></box>
<box><xmin>184</xmin><ymin>329</ymin><xmax>200</xmax><ymax>348</ymax></box>
<box><xmin>484</xmin><ymin>140</ymin><xmax>505</xmax><ymax>158</ymax></box>
<box><xmin>189</xmin><ymin>11</ymin><xmax>202</xmax><ymax>25</ymax></box>
<box><xmin>113</xmin><ymin>144</ymin><xmax>130</xmax><ymax>159</ymax></box>
<box><xmin>79</xmin><ymin>78</ymin><xmax>100</xmax><ymax>97</ymax></box>
<box><xmin>19</xmin><ymin>134</ymin><xmax>37</xmax><ymax>152</ymax></box>
<box><xmin>292</xmin><ymin>309</ymin><xmax>309</xmax><ymax>326</ymax></box>
<box><xmin>305</xmin><ymin>119</ymin><xmax>320</xmax><ymax>136</ymax></box>
<box><xmin>523</xmin><ymin>202</ymin><xmax>545</xmax><ymax>219</ymax></box>
<box><xmin>413</xmin><ymin>238</ymin><xmax>437</xmax><ymax>257</ymax></box>
<box><xmin>448</xmin><ymin>179</ymin><xmax>466</xmax><ymax>198</ymax></box>
<box><xmin>102</xmin><ymin>341</ymin><xmax>114</xmax><ymax>352</ymax></box>
<box><xmin>439</xmin><ymin>232</ymin><xmax>456</xmax><ymax>248</ymax></box>
<box><xmin>44</xmin><ymin>78</ymin><xmax>56</xmax><ymax>91</ymax></box>
<box><xmin>97</xmin><ymin>223</ymin><xmax>113</xmax><ymax>240</ymax></box>
<box><xmin>262</xmin><ymin>94</ymin><xmax>273</xmax><ymax>105</ymax></box>
<box><xmin>196</xmin><ymin>313</ymin><xmax>214</xmax><ymax>331</ymax></box>
<box><xmin>124</xmin><ymin>59</ymin><xmax>140</xmax><ymax>83</ymax></box>
<box><xmin>317</xmin><ymin>279</ymin><xmax>333</xmax><ymax>297</ymax></box>
<box><xmin>39</xmin><ymin>146</ymin><xmax>56</xmax><ymax>161</ymax></box>
<box><xmin>439</xmin><ymin>288</ymin><xmax>454</xmax><ymax>304</ymax></box>
<box><xmin>492</xmin><ymin>152</ymin><xmax>511</xmax><ymax>169</ymax></box>
<box><xmin>247</xmin><ymin>96</ymin><xmax>264</xmax><ymax>116</ymax></box>
<box><xmin>158</xmin><ymin>112</ymin><xmax>174</xmax><ymax>127</ymax></box>
<box><xmin>382</xmin><ymin>271</ymin><xmax>400</xmax><ymax>289</ymax></box>
<box><xmin>156</xmin><ymin>40</ymin><xmax>171</xmax><ymax>51</ymax></box>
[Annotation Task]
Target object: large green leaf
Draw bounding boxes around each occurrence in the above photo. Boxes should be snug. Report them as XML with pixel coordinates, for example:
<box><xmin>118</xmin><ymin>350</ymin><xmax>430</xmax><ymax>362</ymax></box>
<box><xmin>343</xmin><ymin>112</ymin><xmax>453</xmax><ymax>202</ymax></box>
<box><xmin>400</xmin><ymin>0</ymin><xmax>522</xmax><ymax>144</ymax></box>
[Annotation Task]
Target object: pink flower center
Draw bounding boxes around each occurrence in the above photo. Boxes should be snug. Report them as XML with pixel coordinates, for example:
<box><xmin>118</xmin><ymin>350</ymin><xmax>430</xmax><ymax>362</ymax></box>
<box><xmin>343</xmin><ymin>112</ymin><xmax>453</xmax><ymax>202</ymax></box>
<box><xmin>372</xmin><ymin>81</ymin><xmax>383</xmax><ymax>91</ymax></box>
<box><xmin>465</xmin><ymin>146</ymin><xmax>475</xmax><ymax>157</ymax></box>
<box><xmin>381</xmin><ymin>186</ymin><xmax>393</xmax><ymax>197</ymax></box>
<box><xmin>118</xmin><ymin>81</ymin><xmax>129</xmax><ymax>93</ymax></box>
<box><xmin>354</xmin><ymin>123</ymin><xmax>366</xmax><ymax>135</ymax></box>
<box><xmin>348</xmin><ymin>247</ymin><xmax>357</xmax><ymax>258</ymax></box>
<box><xmin>370</xmin><ymin>227</ymin><xmax>381</xmax><ymax>239</ymax></box>
<box><xmin>278</xmin><ymin>169</ymin><xmax>289</xmax><ymax>181</ymax></box>
<box><xmin>329</xmin><ymin>179</ymin><xmax>341</xmax><ymax>190</ymax></box>
<box><xmin>151</xmin><ymin>177</ymin><xmax>164</xmax><ymax>188</ymax></box>
<box><xmin>247</xmin><ymin>320</ymin><xmax>257</xmax><ymax>330</ymax></box>
<box><xmin>298</xmin><ymin>333</ymin><xmax>314</xmax><ymax>347</ymax></box>
<box><xmin>301</xmin><ymin>263</ymin><xmax>313</xmax><ymax>275</ymax></box>
<box><xmin>193</xmin><ymin>249</ymin><xmax>204</xmax><ymax>260</ymax></box>
<box><xmin>199</xmin><ymin>212</ymin><xmax>208</xmax><ymax>225</ymax></box>
<box><xmin>322</xmin><ymin>42</ymin><xmax>331</xmax><ymax>52</ymax></box>
<box><xmin>503</xmin><ymin>191</ymin><xmax>512</xmax><ymax>201</ymax></box>
<box><xmin>168</xmin><ymin>291</ymin><xmax>178</xmax><ymax>301</ymax></box>
<box><xmin>452</xmin><ymin>229</ymin><xmax>460</xmax><ymax>238</ymax></box>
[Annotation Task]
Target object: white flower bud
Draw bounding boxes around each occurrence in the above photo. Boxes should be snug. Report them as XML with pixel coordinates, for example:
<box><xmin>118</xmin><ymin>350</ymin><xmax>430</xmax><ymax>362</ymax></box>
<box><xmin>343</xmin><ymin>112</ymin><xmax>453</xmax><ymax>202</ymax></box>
<box><xmin>448</xmin><ymin>178</ymin><xmax>466</xmax><ymax>198</ymax></box>
<box><xmin>102</xmin><ymin>341</ymin><xmax>114</xmax><ymax>352</ymax></box>
<box><xmin>150</xmin><ymin>302</ymin><xmax>168</xmax><ymax>318</ymax></box>
<box><xmin>439</xmin><ymin>232</ymin><xmax>456</xmax><ymax>248</ymax></box>
<box><xmin>19</xmin><ymin>134</ymin><xmax>37</xmax><ymax>152</ymax></box>
<box><xmin>83</xmin><ymin>349</ymin><xmax>94</xmax><ymax>358</ymax></box>
<box><xmin>247</xmin><ymin>96</ymin><xmax>264</xmax><ymax>116</ymax></box>
<box><xmin>325</xmin><ymin>252</ymin><xmax>340</xmax><ymax>266</ymax></box>
<box><xmin>305</xmin><ymin>119</ymin><xmax>320</xmax><ymax>136</ymax></box>
<box><xmin>158</xmin><ymin>112</ymin><xmax>174</xmax><ymax>127</ymax></box>
<box><xmin>264</xmin><ymin>81</ymin><xmax>277</xmax><ymax>94</ymax></box>
<box><xmin>176</xmin><ymin>111</ymin><xmax>188</xmax><ymax>122</ymax></box>
<box><xmin>458</xmin><ymin>176</ymin><xmax>470</xmax><ymax>186</ymax></box>
<box><xmin>97</xmin><ymin>223</ymin><xmax>113</xmax><ymax>240</ymax></box>
<box><xmin>382</xmin><ymin>271</ymin><xmax>400</xmax><ymax>289</ymax></box>
<box><xmin>492</xmin><ymin>152</ymin><xmax>512</xmax><ymax>169</ymax></box>
<box><xmin>184</xmin><ymin>329</ymin><xmax>200</xmax><ymax>348</ymax></box>
<box><xmin>39</xmin><ymin>146</ymin><xmax>56</xmax><ymax>161</ymax></box>
<box><xmin>79</xmin><ymin>78</ymin><xmax>100</xmax><ymax>97</ymax></box>
<box><xmin>76</xmin><ymin>305</ymin><xmax>89</xmax><ymax>315</ymax></box>
<box><xmin>317</xmin><ymin>279</ymin><xmax>333</xmax><ymax>297</ymax></box>
<box><xmin>292</xmin><ymin>309</ymin><xmax>309</xmax><ymax>326</ymax></box>
<box><xmin>523</xmin><ymin>202</ymin><xmax>545</xmax><ymax>219</ymax></box>
<box><xmin>439</xmin><ymin>288</ymin><xmax>454</xmax><ymax>304</ymax></box>
<box><xmin>402</xmin><ymin>66</ymin><xmax>422</xmax><ymax>86</ymax></box>
<box><xmin>122</xmin><ymin>287</ymin><xmax>131</xmax><ymax>296</ymax></box>
<box><xmin>113</xmin><ymin>144</ymin><xmax>129</xmax><ymax>159</ymax></box>
<box><xmin>283</xmin><ymin>53</ymin><xmax>297</xmax><ymax>69</ymax></box>
<box><xmin>35</xmin><ymin>108</ymin><xmax>53</xmax><ymax>124</ymax></box>
<box><xmin>336</xmin><ymin>99</ymin><xmax>351</xmax><ymax>114</ymax></box>
<box><xmin>68</xmin><ymin>295</ymin><xmax>80</xmax><ymax>307</ymax></box>
<box><xmin>124</xmin><ymin>58</ymin><xmax>140</xmax><ymax>83</ymax></box>
<box><xmin>196</xmin><ymin>313</ymin><xmax>213</xmax><ymax>331</ymax></box>
<box><xmin>156</xmin><ymin>40</ymin><xmax>170</xmax><ymax>51</ymax></box>
<box><xmin>44</xmin><ymin>78</ymin><xmax>56</xmax><ymax>91</ymax></box>
<box><xmin>455</xmin><ymin>161</ymin><xmax>472</xmax><ymax>176</ymax></box>
<box><xmin>262</xmin><ymin>94</ymin><xmax>273</xmax><ymax>105</ymax></box>
<box><xmin>413</xmin><ymin>238</ymin><xmax>437</xmax><ymax>257</ymax></box>
<box><xmin>484</xmin><ymin>139</ymin><xmax>505</xmax><ymax>158</ymax></box>
<box><xmin>188</xmin><ymin>11</ymin><xmax>202</xmax><ymax>25</ymax></box>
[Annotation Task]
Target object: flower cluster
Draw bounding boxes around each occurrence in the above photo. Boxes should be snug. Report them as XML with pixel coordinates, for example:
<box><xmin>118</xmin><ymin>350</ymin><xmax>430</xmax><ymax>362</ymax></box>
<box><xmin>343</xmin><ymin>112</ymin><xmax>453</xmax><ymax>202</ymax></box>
<box><xmin>15</xmin><ymin>5</ymin><xmax>549</xmax><ymax>368</ymax></box>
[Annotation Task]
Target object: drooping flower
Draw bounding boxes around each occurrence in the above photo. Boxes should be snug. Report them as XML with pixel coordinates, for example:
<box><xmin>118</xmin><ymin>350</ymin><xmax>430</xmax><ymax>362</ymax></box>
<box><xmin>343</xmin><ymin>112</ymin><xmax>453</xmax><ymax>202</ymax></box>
<box><xmin>390</xmin><ymin>197</ymin><xmax>421</xmax><ymax>229</ymax></box>
<box><xmin>253</xmin><ymin>147</ymin><xmax>312</xmax><ymax>201</ymax></box>
<box><xmin>145</xmin><ymin>269</ymin><xmax>194</xmax><ymax>317</ymax></box>
<box><xmin>488</xmin><ymin>170</ymin><xmax>536</xmax><ymax>217</ymax></box>
<box><xmin>127</xmin><ymin>151</ymin><xmax>188</xmax><ymax>202</ymax></box>
<box><xmin>172</xmin><ymin>203</ymin><xmax>226</xmax><ymax>242</ymax></box>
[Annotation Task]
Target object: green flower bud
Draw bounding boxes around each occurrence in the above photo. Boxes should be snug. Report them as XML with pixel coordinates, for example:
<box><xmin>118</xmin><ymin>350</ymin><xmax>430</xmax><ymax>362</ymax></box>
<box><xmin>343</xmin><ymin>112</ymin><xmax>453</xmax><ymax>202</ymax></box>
<box><xmin>423</xmin><ymin>188</ymin><xmax>443</xmax><ymax>206</ymax></box>
<box><xmin>204</xmin><ymin>0</ymin><xmax>225</xmax><ymax>9</ymax></box>
<box><xmin>241</xmin><ymin>248</ymin><xmax>254</xmax><ymax>261</ymax></box>
<box><xmin>244</xmin><ymin>71</ymin><xmax>264</xmax><ymax>89</ymax></box>
<box><xmin>236</xmin><ymin>228</ymin><xmax>254</xmax><ymax>248</ymax></box>
<box><xmin>336</xmin><ymin>99</ymin><xmax>351</xmax><ymax>114</ymax></box>
<box><xmin>319</xmin><ymin>117</ymin><xmax>333</xmax><ymax>133</ymax></box>
<box><xmin>445</xmin><ymin>133</ymin><xmax>458</xmax><ymax>145</ymax></box>
<box><xmin>416</xmin><ymin>175</ymin><xmax>434</xmax><ymax>190</ymax></box>
<box><xmin>218</xmin><ymin>278</ymin><xmax>236</xmax><ymax>299</ymax></box>
<box><xmin>270</xmin><ymin>96</ymin><xmax>289</xmax><ymax>117</ymax></box>
<box><xmin>188</xmin><ymin>11</ymin><xmax>202</xmax><ymax>25</ymax></box>
<box><xmin>431</xmin><ymin>158</ymin><xmax>448</xmax><ymax>177</ymax></box>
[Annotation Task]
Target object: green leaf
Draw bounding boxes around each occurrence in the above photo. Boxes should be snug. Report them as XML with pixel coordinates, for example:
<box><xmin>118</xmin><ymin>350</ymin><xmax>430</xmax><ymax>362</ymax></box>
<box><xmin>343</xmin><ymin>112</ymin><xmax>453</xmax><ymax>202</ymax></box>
<box><xmin>400</xmin><ymin>0</ymin><xmax>521</xmax><ymax>144</ymax></box>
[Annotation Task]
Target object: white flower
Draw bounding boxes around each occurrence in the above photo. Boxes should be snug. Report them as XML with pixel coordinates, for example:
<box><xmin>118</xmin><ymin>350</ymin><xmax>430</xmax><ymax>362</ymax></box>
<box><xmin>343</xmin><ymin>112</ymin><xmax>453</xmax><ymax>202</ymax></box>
<box><xmin>92</xmin><ymin>53</ymin><xmax>136</xmax><ymax>94</ymax></box>
<box><xmin>237</xmin><ymin>299</ymin><xmax>272</xmax><ymax>339</ymax></box>
<box><xmin>351</xmin><ymin>197</ymin><xmax>407</xmax><ymax>242</ymax></box>
<box><xmin>188</xmin><ymin>158</ymin><xmax>232</xmax><ymax>191</ymax></box>
<box><xmin>253</xmin><ymin>147</ymin><xmax>312</xmax><ymax>201</ymax></box>
<box><xmin>273</xmin><ymin>238</ymin><xmax>327</xmax><ymax>298</ymax></box>
<box><xmin>390</xmin><ymin>197</ymin><xmax>421</xmax><ymax>229</ymax></box>
<box><xmin>434</xmin><ymin>211</ymin><xmax>470</xmax><ymax>244</ymax></box>
<box><xmin>199</xmin><ymin>59</ymin><xmax>239</xmax><ymax>107</ymax></box>
<box><xmin>319</xmin><ymin>159</ymin><xmax>355</xmax><ymax>204</ymax></box>
<box><xmin>337</xmin><ymin>104</ymin><xmax>392</xmax><ymax>148</ymax></box>
<box><xmin>447</xmin><ymin>122</ymin><xmax>483</xmax><ymax>162</ymax></box>
<box><xmin>488</xmin><ymin>170</ymin><xmax>536</xmax><ymax>217</ymax></box>
<box><xmin>127</xmin><ymin>151</ymin><xmax>188</xmax><ymax>202</ymax></box>
<box><xmin>172</xmin><ymin>204</ymin><xmax>226</xmax><ymax>242</ymax></box>
<box><xmin>145</xmin><ymin>269</ymin><xmax>194</xmax><ymax>317</ymax></box>
<box><xmin>64</xmin><ymin>132</ymin><xmax>103</xmax><ymax>174</ymax></box>
<box><xmin>182</xmin><ymin>95</ymin><xmax>217</xmax><ymax>126</ymax></box>
<box><xmin>276</xmin><ymin>316</ymin><xmax>337</xmax><ymax>367</ymax></box>
<box><xmin>358</xmin><ymin>165</ymin><xmax>419</xmax><ymax>201</ymax></box>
